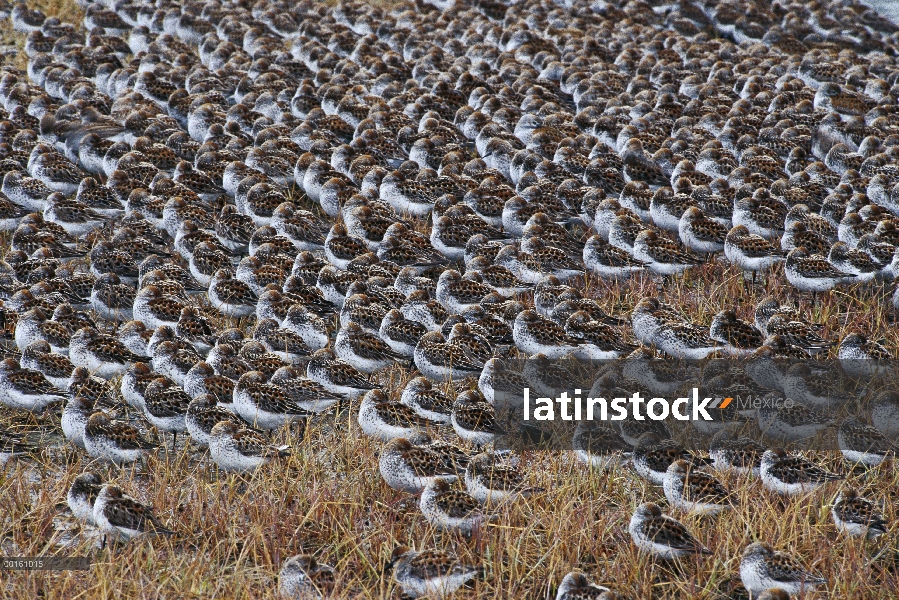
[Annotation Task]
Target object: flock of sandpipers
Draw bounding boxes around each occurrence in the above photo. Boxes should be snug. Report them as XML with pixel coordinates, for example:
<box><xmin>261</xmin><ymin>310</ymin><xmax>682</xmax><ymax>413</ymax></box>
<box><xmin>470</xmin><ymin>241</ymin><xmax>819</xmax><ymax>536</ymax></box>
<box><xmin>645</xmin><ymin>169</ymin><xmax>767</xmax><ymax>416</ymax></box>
<box><xmin>1</xmin><ymin>0</ymin><xmax>898</xmax><ymax>597</ymax></box>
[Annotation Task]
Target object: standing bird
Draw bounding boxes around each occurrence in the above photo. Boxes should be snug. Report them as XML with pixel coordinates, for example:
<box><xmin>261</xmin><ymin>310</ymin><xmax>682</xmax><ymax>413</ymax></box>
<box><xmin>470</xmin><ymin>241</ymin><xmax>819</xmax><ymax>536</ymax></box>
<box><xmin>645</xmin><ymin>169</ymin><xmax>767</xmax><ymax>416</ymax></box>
<box><xmin>0</xmin><ymin>357</ymin><xmax>67</xmax><ymax>411</ymax></box>
<box><xmin>663</xmin><ymin>460</ymin><xmax>733</xmax><ymax>515</ymax></box>
<box><xmin>208</xmin><ymin>421</ymin><xmax>290</xmax><ymax>473</ymax></box>
<box><xmin>740</xmin><ymin>542</ymin><xmax>826</xmax><ymax>597</ymax></box>
<box><xmin>832</xmin><ymin>488</ymin><xmax>890</xmax><ymax>539</ymax></box>
<box><xmin>385</xmin><ymin>546</ymin><xmax>480</xmax><ymax>598</ymax></box>
<box><xmin>629</xmin><ymin>502</ymin><xmax>711</xmax><ymax>559</ymax></box>
<box><xmin>760</xmin><ymin>449</ymin><xmax>842</xmax><ymax>496</ymax></box>
<box><xmin>784</xmin><ymin>247</ymin><xmax>854</xmax><ymax>299</ymax></box>
<box><xmin>279</xmin><ymin>555</ymin><xmax>336</xmax><ymax>599</ymax></box>
<box><xmin>378</xmin><ymin>437</ymin><xmax>458</xmax><ymax>493</ymax></box>
<box><xmin>555</xmin><ymin>571</ymin><xmax>621</xmax><ymax>600</ymax></box>
<box><xmin>724</xmin><ymin>225</ymin><xmax>784</xmax><ymax>288</ymax></box>
<box><xmin>67</xmin><ymin>472</ymin><xmax>103</xmax><ymax>526</ymax></box>
<box><xmin>83</xmin><ymin>412</ymin><xmax>157</xmax><ymax>465</ymax></box>
<box><xmin>420</xmin><ymin>478</ymin><xmax>491</xmax><ymax>535</ymax></box>
<box><xmin>93</xmin><ymin>484</ymin><xmax>174</xmax><ymax>546</ymax></box>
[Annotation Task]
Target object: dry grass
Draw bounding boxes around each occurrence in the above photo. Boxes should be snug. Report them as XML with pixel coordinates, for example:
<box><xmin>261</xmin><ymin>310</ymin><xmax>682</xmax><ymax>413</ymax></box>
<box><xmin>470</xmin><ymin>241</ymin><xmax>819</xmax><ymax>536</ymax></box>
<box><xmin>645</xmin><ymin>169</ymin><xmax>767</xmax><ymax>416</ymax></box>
<box><xmin>2</xmin><ymin>0</ymin><xmax>899</xmax><ymax>598</ymax></box>
<box><xmin>0</xmin><ymin>0</ymin><xmax>82</xmax><ymax>70</ymax></box>
<box><xmin>5</xmin><ymin>258</ymin><xmax>899</xmax><ymax>600</ymax></box>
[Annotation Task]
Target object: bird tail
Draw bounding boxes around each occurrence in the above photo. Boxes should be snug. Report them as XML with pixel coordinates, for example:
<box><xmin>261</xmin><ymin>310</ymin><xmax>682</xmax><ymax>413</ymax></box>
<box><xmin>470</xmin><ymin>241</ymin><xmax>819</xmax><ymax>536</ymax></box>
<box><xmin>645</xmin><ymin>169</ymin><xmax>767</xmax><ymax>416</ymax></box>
<box><xmin>150</xmin><ymin>520</ymin><xmax>176</xmax><ymax>536</ymax></box>
<box><xmin>600</xmin><ymin>315</ymin><xmax>628</xmax><ymax>326</ymax></box>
